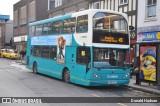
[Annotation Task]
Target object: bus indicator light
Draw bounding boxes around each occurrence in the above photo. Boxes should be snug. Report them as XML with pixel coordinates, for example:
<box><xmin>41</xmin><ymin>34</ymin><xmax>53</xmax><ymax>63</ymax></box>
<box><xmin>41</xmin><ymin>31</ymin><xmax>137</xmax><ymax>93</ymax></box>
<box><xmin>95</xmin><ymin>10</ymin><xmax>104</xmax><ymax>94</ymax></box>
<box><xmin>118</xmin><ymin>38</ymin><xmax>124</xmax><ymax>43</ymax></box>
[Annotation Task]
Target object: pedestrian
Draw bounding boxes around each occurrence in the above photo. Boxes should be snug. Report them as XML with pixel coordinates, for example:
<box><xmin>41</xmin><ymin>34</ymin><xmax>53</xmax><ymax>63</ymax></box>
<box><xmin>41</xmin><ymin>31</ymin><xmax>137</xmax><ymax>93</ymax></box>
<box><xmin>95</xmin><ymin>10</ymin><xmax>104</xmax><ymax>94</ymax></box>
<box><xmin>20</xmin><ymin>50</ymin><xmax>24</xmax><ymax>63</ymax></box>
<box><xmin>133</xmin><ymin>56</ymin><xmax>140</xmax><ymax>84</ymax></box>
<box><xmin>22</xmin><ymin>50</ymin><xmax>25</xmax><ymax>60</ymax></box>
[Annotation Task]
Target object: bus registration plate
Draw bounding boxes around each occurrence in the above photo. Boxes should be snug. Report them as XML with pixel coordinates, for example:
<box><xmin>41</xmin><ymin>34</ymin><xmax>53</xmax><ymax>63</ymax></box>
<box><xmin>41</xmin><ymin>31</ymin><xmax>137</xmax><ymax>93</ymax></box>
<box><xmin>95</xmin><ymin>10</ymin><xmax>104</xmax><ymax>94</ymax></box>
<box><xmin>108</xmin><ymin>80</ymin><xmax>117</xmax><ymax>84</ymax></box>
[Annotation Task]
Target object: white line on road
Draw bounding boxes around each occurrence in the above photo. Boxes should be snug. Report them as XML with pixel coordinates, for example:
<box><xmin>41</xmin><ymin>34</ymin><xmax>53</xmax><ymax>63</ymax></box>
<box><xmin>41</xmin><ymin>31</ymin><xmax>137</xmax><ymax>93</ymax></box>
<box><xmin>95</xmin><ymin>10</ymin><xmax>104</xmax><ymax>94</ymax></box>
<box><xmin>92</xmin><ymin>94</ymin><xmax>101</xmax><ymax>97</ymax></box>
<box><xmin>117</xmin><ymin>103</ymin><xmax>127</xmax><ymax>106</ymax></box>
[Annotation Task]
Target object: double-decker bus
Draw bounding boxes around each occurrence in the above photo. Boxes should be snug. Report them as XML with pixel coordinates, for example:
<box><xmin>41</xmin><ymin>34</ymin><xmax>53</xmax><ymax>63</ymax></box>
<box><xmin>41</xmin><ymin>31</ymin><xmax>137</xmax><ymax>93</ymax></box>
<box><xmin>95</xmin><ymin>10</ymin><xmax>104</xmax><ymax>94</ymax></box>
<box><xmin>26</xmin><ymin>9</ymin><xmax>131</xmax><ymax>86</ymax></box>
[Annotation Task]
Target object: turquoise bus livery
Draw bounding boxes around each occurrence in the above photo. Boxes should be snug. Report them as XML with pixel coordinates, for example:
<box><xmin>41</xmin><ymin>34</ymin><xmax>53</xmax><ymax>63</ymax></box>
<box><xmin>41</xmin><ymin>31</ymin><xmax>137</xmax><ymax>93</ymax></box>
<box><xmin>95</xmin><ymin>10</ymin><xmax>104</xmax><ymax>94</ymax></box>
<box><xmin>26</xmin><ymin>9</ymin><xmax>131</xmax><ymax>86</ymax></box>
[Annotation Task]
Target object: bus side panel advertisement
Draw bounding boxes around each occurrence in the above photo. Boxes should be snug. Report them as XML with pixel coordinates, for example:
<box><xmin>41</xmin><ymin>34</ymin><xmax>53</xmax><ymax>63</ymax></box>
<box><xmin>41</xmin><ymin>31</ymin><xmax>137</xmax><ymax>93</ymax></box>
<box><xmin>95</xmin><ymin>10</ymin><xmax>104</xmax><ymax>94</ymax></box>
<box><xmin>57</xmin><ymin>36</ymin><xmax>66</xmax><ymax>64</ymax></box>
<box><xmin>31</xmin><ymin>34</ymin><xmax>72</xmax><ymax>46</ymax></box>
<box><xmin>31</xmin><ymin>35</ymin><xmax>72</xmax><ymax>64</ymax></box>
<box><xmin>139</xmin><ymin>46</ymin><xmax>156</xmax><ymax>82</ymax></box>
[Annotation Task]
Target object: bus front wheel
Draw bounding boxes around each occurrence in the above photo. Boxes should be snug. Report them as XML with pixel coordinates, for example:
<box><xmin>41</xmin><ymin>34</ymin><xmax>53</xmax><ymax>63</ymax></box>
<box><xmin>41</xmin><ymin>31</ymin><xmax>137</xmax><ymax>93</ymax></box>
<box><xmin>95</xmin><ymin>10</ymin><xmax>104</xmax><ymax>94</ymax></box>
<box><xmin>63</xmin><ymin>69</ymin><xmax>70</xmax><ymax>83</ymax></box>
<box><xmin>33</xmin><ymin>62</ymin><xmax>37</xmax><ymax>74</ymax></box>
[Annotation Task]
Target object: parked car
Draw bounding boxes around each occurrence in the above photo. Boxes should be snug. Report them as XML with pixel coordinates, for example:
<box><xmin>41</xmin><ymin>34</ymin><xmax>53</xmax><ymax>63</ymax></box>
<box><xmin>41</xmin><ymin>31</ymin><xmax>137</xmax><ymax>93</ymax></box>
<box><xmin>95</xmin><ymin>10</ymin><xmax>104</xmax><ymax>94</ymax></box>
<box><xmin>5</xmin><ymin>49</ymin><xmax>20</xmax><ymax>59</ymax></box>
<box><xmin>0</xmin><ymin>49</ymin><xmax>7</xmax><ymax>58</ymax></box>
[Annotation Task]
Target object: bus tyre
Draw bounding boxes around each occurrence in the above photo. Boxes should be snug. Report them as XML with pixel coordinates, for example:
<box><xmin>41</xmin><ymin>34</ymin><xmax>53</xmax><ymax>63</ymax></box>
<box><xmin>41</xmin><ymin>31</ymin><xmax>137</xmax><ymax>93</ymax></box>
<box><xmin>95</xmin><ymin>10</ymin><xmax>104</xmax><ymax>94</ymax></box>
<box><xmin>33</xmin><ymin>62</ymin><xmax>37</xmax><ymax>74</ymax></box>
<box><xmin>63</xmin><ymin>69</ymin><xmax>70</xmax><ymax>83</ymax></box>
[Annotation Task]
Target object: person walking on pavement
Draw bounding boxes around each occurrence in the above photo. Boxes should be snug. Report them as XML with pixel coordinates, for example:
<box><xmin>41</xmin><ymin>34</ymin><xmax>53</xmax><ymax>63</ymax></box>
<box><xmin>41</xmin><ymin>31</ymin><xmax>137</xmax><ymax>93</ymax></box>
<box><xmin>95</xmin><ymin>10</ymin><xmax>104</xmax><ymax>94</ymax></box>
<box><xmin>20</xmin><ymin>50</ymin><xmax>25</xmax><ymax>63</ymax></box>
<box><xmin>133</xmin><ymin>56</ymin><xmax>140</xmax><ymax>84</ymax></box>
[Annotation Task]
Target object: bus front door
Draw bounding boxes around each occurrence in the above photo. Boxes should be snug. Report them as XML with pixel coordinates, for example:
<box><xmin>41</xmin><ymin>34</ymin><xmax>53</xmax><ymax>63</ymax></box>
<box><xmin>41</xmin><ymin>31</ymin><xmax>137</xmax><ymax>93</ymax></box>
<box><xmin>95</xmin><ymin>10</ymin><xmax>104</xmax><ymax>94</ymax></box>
<box><xmin>75</xmin><ymin>47</ymin><xmax>91</xmax><ymax>84</ymax></box>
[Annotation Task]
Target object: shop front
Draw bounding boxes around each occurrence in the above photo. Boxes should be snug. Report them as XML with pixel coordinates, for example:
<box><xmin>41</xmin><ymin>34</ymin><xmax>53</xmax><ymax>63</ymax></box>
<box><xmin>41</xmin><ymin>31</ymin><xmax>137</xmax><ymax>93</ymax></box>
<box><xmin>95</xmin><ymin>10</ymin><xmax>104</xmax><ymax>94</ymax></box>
<box><xmin>14</xmin><ymin>35</ymin><xmax>27</xmax><ymax>53</ymax></box>
<box><xmin>137</xmin><ymin>31</ymin><xmax>160</xmax><ymax>89</ymax></box>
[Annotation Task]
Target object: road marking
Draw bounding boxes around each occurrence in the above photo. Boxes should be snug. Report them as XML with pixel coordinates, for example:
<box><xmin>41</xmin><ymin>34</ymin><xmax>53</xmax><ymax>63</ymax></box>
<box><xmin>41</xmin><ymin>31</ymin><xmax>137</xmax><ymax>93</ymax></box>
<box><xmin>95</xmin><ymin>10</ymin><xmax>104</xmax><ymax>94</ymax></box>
<box><xmin>117</xmin><ymin>103</ymin><xmax>127</xmax><ymax>106</ymax></box>
<box><xmin>92</xmin><ymin>94</ymin><xmax>101</xmax><ymax>97</ymax></box>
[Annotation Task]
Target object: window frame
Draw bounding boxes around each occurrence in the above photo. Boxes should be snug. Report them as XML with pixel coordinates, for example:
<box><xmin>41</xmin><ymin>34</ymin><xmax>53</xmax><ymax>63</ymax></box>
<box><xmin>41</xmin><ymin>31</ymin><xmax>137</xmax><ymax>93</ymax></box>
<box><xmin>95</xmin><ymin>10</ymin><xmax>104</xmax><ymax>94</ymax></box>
<box><xmin>41</xmin><ymin>46</ymin><xmax>50</xmax><ymax>59</ymax></box>
<box><xmin>76</xmin><ymin>47</ymin><xmax>90</xmax><ymax>65</ymax></box>
<box><xmin>29</xmin><ymin>26</ymin><xmax>35</xmax><ymax>36</ymax></box>
<box><xmin>35</xmin><ymin>25</ymin><xmax>43</xmax><ymax>36</ymax></box>
<box><xmin>93</xmin><ymin>2</ymin><xmax>100</xmax><ymax>9</ymax></box>
<box><xmin>50</xmin><ymin>46</ymin><xmax>57</xmax><ymax>60</ymax></box>
<box><xmin>33</xmin><ymin>46</ymin><xmax>41</xmax><ymax>57</ymax></box>
<box><xmin>76</xmin><ymin>15</ymin><xmax>88</xmax><ymax>33</ymax></box>
<box><xmin>146</xmin><ymin>0</ymin><xmax>157</xmax><ymax>18</ymax></box>
<box><xmin>42</xmin><ymin>23</ymin><xmax>52</xmax><ymax>35</ymax></box>
<box><xmin>53</xmin><ymin>20</ymin><xmax>63</xmax><ymax>34</ymax></box>
<box><xmin>119</xmin><ymin>0</ymin><xmax>128</xmax><ymax>6</ymax></box>
<box><xmin>63</xmin><ymin>17</ymin><xmax>76</xmax><ymax>33</ymax></box>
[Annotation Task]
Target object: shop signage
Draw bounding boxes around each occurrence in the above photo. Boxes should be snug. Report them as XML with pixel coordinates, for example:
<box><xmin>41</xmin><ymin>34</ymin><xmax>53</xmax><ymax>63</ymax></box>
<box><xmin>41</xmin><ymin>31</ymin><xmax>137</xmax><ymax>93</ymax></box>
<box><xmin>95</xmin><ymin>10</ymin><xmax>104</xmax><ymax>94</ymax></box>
<box><xmin>139</xmin><ymin>46</ymin><xmax>156</xmax><ymax>82</ymax></box>
<box><xmin>21</xmin><ymin>37</ymin><xmax>25</xmax><ymax>41</ymax></box>
<box><xmin>14</xmin><ymin>36</ymin><xmax>27</xmax><ymax>42</ymax></box>
<box><xmin>137</xmin><ymin>32</ymin><xmax>160</xmax><ymax>42</ymax></box>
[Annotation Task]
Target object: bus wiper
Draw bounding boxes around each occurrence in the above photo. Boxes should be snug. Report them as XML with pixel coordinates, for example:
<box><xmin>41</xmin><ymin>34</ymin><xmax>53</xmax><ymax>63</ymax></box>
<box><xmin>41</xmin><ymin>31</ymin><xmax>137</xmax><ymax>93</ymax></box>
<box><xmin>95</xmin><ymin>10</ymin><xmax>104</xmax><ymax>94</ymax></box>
<box><xmin>95</xmin><ymin>66</ymin><xmax>127</xmax><ymax>70</ymax></box>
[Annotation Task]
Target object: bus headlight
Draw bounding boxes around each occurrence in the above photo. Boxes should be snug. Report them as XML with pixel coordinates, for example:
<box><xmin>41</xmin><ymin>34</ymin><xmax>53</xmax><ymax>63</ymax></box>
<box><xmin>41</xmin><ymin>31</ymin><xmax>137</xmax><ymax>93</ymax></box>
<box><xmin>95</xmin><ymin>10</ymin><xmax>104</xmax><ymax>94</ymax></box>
<box><xmin>92</xmin><ymin>73</ymin><xmax>100</xmax><ymax>79</ymax></box>
<box><xmin>124</xmin><ymin>73</ymin><xmax>130</xmax><ymax>78</ymax></box>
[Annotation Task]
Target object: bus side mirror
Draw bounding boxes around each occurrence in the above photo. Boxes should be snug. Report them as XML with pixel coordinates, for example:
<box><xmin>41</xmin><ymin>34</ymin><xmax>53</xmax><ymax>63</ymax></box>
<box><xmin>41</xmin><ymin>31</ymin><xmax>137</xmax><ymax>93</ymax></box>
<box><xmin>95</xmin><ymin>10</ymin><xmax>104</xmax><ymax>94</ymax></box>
<box><xmin>129</xmin><ymin>26</ymin><xmax>134</xmax><ymax>31</ymax></box>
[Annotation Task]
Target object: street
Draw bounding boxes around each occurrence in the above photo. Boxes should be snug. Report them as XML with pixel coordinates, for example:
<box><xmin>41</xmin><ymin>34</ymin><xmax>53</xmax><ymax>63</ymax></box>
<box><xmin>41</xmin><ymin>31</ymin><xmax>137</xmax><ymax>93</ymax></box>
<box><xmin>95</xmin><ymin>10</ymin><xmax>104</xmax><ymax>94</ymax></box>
<box><xmin>0</xmin><ymin>58</ymin><xmax>159</xmax><ymax>106</ymax></box>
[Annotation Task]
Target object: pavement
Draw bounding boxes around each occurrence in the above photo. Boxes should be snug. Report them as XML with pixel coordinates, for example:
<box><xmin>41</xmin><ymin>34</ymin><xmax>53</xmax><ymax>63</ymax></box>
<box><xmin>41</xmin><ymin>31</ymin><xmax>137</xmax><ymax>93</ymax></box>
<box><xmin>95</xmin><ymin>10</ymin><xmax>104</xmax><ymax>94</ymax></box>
<box><xmin>127</xmin><ymin>76</ymin><xmax>160</xmax><ymax>95</ymax></box>
<box><xmin>15</xmin><ymin>60</ymin><xmax>160</xmax><ymax>95</ymax></box>
<box><xmin>16</xmin><ymin>59</ymin><xmax>26</xmax><ymax>65</ymax></box>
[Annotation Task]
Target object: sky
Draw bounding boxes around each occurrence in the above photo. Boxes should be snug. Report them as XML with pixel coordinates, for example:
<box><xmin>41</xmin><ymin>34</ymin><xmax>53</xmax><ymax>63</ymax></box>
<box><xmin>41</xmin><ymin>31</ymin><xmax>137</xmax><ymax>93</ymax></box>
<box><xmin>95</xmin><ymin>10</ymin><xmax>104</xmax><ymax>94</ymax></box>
<box><xmin>0</xmin><ymin>0</ymin><xmax>20</xmax><ymax>20</ymax></box>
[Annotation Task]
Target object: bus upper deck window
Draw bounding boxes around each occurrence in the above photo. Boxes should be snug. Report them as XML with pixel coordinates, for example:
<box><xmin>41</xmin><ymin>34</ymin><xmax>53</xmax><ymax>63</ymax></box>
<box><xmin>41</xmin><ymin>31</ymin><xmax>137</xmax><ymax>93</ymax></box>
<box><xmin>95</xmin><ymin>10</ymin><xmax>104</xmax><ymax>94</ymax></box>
<box><xmin>76</xmin><ymin>15</ymin><xmax>88</xmax><ymax>33</ymax></box>
<box><xmin>63</xmin><ymin>18</ymin><xmax>76</xmax><ymax>33</ymax></box>
<box><xmin>53</xmin><ymin>21</ymin><xmax>63</xmax><ymax>34</ymax></box>
<box><xmin>42</xmin><ymin>23</ymin><xmax>52</xmax><ymax>35</ymax></box>
<box><xmin>29</xmin><ymin>26</ymin><xmax>35</xmax><ymax>36</ymax></box>
<box><xmin>35</xmin><ymin>25</ymin><xmax>42</xmax><ymax>36</ymax></box>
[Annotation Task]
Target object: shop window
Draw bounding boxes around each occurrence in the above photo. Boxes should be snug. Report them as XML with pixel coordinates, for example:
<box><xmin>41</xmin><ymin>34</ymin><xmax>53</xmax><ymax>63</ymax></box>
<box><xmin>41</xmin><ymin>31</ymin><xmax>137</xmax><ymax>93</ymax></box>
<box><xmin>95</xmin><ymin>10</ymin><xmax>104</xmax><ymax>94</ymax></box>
<box><xmin>76</xmin><ymin>15</ymin><xmax>88</xmax><ymax>33</ymax></box>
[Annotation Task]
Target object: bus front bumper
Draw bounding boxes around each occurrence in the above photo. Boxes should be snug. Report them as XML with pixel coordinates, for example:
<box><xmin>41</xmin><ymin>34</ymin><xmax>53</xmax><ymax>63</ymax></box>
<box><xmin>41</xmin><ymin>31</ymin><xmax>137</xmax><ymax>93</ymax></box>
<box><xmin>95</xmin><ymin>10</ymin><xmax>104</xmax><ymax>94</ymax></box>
<box><xmin>82</xmin><ymin>79</ymin><xmax>130</xmax><ymax>86</ymax></box>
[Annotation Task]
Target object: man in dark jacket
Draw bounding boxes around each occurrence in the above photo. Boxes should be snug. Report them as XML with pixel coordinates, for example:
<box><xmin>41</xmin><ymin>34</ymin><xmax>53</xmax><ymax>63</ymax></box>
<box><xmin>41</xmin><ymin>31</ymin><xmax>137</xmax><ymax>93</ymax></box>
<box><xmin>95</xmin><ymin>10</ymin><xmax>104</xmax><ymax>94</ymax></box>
<box><xmin>133</xmin><ymin>56</ymin><xmax>140</xmax><ymax>84</ymax></box>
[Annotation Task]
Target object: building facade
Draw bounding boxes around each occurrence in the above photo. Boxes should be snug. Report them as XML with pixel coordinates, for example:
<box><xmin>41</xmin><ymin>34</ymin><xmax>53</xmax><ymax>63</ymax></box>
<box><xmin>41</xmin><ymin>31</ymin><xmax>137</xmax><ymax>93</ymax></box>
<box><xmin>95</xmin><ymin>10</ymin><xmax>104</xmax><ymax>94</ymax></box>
<box><xmin>48</xmin><ymin>0</ymin><xmax>89</xmax><ymax>18</ymax></box>
<box><xmin>13</xmin><ymin>0</ymin><xmax>48</xmax><ymax>52</ymax></box>
<box><xmin>137</xmin><ymin>0</ymin><xmax>160</xmax><ymax>88</ymax></box>
<box><xmin>0</xmin><ymin>15</ymin><xmax>11</xmax><ymax>49</ymax></box>
<box><xmin>137</xmin><ymin>0</ymin><xmax>160</xmax><ymax>34</ymax></box>
<box><xmin>88</xmin><ymin>0</ymin><xmax>138</xmax><ymax>63</ymax></box>
<box><xmin>5</xmin><ymin>20</ymin><xmax>13</xmax><ymax>48</ymax></box>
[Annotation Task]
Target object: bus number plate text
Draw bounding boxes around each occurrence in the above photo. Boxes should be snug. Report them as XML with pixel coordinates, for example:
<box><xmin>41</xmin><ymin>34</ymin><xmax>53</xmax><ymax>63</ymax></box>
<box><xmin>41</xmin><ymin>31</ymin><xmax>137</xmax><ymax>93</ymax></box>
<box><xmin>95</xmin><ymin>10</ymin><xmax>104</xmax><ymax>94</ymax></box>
<box><xmin>108</xmin><ymin>80</ymin><xmax>117</xmax><ymax>84</ymax></box>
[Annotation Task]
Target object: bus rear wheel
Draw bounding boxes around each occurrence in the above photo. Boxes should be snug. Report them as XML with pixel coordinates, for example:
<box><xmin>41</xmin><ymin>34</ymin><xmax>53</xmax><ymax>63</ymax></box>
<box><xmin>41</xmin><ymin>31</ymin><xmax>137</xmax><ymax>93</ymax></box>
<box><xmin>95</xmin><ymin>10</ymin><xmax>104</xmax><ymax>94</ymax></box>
<box><xmin>33</xmin><ymin>62</ymin><xmax>37</xmax><ymax>74</ymax></box>
<box><xmin>63</xmin><ymin>69</ymin><xmax>70</xmax><ymax>83</ymax></box>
